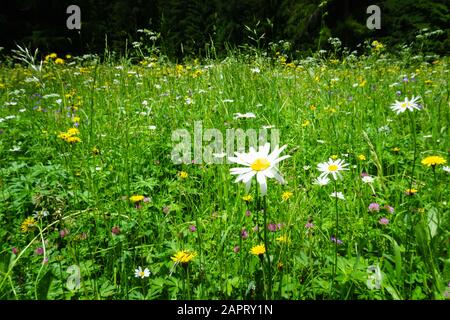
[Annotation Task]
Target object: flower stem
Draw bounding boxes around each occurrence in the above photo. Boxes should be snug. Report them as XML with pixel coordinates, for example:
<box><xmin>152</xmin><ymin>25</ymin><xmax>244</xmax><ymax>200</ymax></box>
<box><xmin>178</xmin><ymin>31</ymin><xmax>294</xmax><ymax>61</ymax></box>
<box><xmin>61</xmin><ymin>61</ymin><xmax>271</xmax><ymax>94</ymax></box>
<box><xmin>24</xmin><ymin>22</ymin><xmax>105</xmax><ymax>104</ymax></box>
<box><xmin>407</xmin><ymin>110</ymin><xmax>418</xmax><ymax>298</ymax></box>
<box><xmin>262</xmin><ymin>195</ymin><xmax>272</xmax><ymax>299</ymax></box>
<box><xmin>408</xmin><ymin>111</ymin><xmax>417</xmax><ymax>194</ymax></box>
<box><xmin>332</xmin><ymin>179</ymin><xmax>339</xmax><ymax>296</ymax></box>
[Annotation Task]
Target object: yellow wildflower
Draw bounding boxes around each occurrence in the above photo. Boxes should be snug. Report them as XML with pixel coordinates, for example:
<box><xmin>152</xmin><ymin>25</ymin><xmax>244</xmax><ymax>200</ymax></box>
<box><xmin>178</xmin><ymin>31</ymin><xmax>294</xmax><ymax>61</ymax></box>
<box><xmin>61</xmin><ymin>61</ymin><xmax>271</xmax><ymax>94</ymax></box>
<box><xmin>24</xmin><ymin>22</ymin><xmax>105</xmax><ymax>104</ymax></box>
<box><xmin>129</xmin><ymin>195</ymin><xmax>144</xmax><ymax>203</ymax></box>
<box><xmin>21</xmin><ymin>217</ymin><xmax>36</xmax><ymax>233</ymax></box>
<box><xmin>281</xmin><ymin>191</ymin><xmax>293</xmax><ymax>201</ymax></box>
<box><xmin>171</xmin><ymin>250</ymin><xmax>197</xmax><ymax>264</ymax></box>
<box><xmin>250</xmin><ymin>244</ymin><xmax>266</xmax><ymax>256</ymax></box>
<box><xmin>421</xmin><ymin>156</ymin><xmax>446</xmax><ymax>167</ymax></box>
<box><xmin>178</xmin><ymin>171</ymin><xmax>188</xmax><ymax>179</ymax></box>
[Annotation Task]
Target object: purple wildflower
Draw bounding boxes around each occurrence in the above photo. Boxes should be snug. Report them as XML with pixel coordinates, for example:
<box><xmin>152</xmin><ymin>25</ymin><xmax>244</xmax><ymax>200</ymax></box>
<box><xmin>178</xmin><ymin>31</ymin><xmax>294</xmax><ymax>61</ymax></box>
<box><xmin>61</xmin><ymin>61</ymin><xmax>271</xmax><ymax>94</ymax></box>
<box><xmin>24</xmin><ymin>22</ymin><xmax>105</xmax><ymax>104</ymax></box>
<box><xmin>189</xmin><ymin>225</ymin><xmax>197</xmax><ymax>232</ymax></box>
<box><xmin>331</xmin><ymin>237</ymin><xmax>343</xmax><ymax>245</ymax></box>
<box><xmin>241</xmin><ymin>228</ymin><xmax>248</xmax><ymax>239</ymax></box>
<box><xmin>111</xmin><ymin>226</ymin><xmax>120</xmax><ymax>235</ymax></box>
<box><xmin>233</xmin><ymin>246</ymin><xmax>240</xmax><ymax>253</ymax></box>
<box><xmin>379</xmin><ymin>217</ymin><xmax>389</xmax><ymax>225</ymax></box>
<box><xmin>35</xmin><ymin>247</ymin><xmax>44</xmax><ymax>255</ymax></box>
<box><xmin>59</xmin><ymin>228</ymin><xmax>69</xmax><ymax>238</ymax></box>
<box><xmin>268</xmin><ymin>223</ymin><xmax>278</xmax><ymax>232</ymax></box>
<box><xmin>245</xmin><ymin>210</ymin><xmax>251</xmax><ymax>217</ymax></box>
<box><xmin>368</xmin><ymin>202</ymin><xmax>380</xmax><ymax>212</ymax></box>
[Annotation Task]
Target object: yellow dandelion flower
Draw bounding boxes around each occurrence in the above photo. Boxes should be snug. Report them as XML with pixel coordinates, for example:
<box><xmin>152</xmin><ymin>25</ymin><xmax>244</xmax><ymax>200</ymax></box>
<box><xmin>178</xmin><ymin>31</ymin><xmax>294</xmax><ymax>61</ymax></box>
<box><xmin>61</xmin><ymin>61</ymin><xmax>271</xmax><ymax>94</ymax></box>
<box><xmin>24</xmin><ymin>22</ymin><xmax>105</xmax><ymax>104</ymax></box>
<box><xmin>21</xmin><ymin>217</ymin><xmax>36</xmax><ymax>233</ymax></box>
<box><xmin>250</xmin><ymin>244</ymin><xmax>266</xmax><ymax>256</ymax></box>
<box><xmin>175</xmin><ymin>64</ymin><xmax>184</xmax><ymax>75</ymax></box>
<box><xmin>276</xmin><ymin>235</ymin><xmax>290</xmax><ymax>244</ymax></box>
<box><xmin>45</xmin><ymin>53</ymin><xmax>57</xmax><ymax>61</ymax></box>
<box><xmin>242</xmin><ymin>195</ymin><xmax>253</xmax><ymax>202</ymax></box>
<box><xmin>358</xmin><ymin>154</ymin><xmax>366</xmax><ymax>161</ymax></box>
<box><xmin>178</xmin><ymin>171</ymin><xmax>188</xmax><ymax>179</ymax></box>
<box><xmin>424</xmin><ymin>80</ymin><xmax>433</xmax><ymax>85</ymax></box>
<box><xmin>330</xmin><ymin>155</ymin><xmax>338</xmax><ymax>160</ymax></box>
<box><xmin>66</xmin><ymin>128</ymin><xmax>80</xmax><ymax>136</ymax></box>
<box><xmin>65</xmin><ymin>54</ymin><xmax>72</xmax><ymax>59</ymax></box>
<box><xmin>71</xmin><ymin>116</ymin><xmax>80</xmax><ymax>123</ymax></box>
<box><xmin>66</xmin><ymin>136</ymin><xmax>81</xmax><ymax>144</ymax></box>
<box><xmin>55</xmin><ymin>58</ymin><xmax>65</xmax><ymax>65</ymax></box>
<box><xmin>171</xmin><ymin>250</ymin><xmax>197</xmax><ymax>264</ymax></box>
<box><xmin>302</xmin><ymin>120</ymin><xmax>310</xmax><ymax>127</ymax></box>
<box><xmin>309</xmin><ymin>105</ymin><xmax>316</xmax><ymax>111</ymax></box>
<box><xmin>129</xmin><ymin>195</ymin><xmax>144</xmax><ymax>203</ymax></box>
<box><xmin>359</xmin><ymin>80</ymin><xmax>367</xmax><ymax>87</ymax></box>
<box><xmin>281</xmin><ymin>191</ymin><xmax>293</xmax><ymax>201</ymax></box>
<box><xmin>421</xmin><ymin>156</ymin><xmax>446</xmax><ymax>167</ymax></box>
<box><xmin>57</xmin><ymin>132</ymin><xmax>70</xmax><ymax>140</ymax></box>
<box><xmin>392</xmin><ymin>147</ymin><xmax>400</xmax><ymax>153</ymax></box>
<box><xmin>405</xmin><ymin>188</ymin><xmax>418</xmax><ymax>195</ymax></box>
<box><xmin>192</xmin><ymin>70</ymin><xmax>203</xmax><ymax>78</ymax></box>
<box><xmin>285</xmin><ymin>62</ymin><xmax>295</xmax><ymax>68</ymax></box>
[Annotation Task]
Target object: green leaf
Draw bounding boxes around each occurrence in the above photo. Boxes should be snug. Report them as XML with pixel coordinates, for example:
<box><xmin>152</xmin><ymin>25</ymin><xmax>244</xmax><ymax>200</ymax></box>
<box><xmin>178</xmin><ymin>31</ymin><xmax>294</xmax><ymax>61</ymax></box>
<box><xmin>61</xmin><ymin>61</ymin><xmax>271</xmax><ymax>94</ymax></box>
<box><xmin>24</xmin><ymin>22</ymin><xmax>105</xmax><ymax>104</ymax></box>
<box><xmin>427</xmin><ymin>207</ymin><xmax>439</xmax><ymax>238</ymax></box>
<box><xmin>37</xmin><ymin>270</ymin><xmax>53</xmax><ymax>300</ymax></box>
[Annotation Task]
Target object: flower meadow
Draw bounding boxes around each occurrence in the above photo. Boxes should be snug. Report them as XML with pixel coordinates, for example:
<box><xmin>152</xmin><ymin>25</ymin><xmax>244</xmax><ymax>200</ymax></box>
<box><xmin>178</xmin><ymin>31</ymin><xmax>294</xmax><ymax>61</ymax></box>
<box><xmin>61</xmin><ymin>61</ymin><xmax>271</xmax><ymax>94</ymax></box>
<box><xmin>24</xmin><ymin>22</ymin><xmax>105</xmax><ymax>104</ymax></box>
<box><xmin>0</xmin><ymin>44</ymin><xmax>449</xmax><ymax>300</ymax></box>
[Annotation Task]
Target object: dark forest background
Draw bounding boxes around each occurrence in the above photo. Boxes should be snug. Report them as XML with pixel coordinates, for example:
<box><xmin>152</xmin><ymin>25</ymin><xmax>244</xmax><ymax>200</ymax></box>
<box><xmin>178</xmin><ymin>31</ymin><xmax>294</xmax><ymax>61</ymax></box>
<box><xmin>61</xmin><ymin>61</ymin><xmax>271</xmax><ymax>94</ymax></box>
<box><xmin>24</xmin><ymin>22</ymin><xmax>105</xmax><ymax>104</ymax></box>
<box><xmin>0</xmin><ymin>0</ymin><xmax>449</xmax><ymax>59</ymax></box>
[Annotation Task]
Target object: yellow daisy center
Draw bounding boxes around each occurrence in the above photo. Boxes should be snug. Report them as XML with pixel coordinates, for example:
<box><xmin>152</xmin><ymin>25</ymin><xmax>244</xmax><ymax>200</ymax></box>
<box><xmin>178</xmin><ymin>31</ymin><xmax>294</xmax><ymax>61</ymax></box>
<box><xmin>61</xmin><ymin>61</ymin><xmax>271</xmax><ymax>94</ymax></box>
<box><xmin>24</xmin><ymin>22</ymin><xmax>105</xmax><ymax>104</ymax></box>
<box><xmin>328</xmin><ymin>164</ymin><xmax>338</xmax><ymax>172</ymax></box>
<box><xmin>139</xmin><ymin>271</ymin><xmax>145</xmax><ymax>277</ymax></box>
<box><xmin>251</xmin><ymin>158</ymin><xmax>270</xmax><ymax>171</ymax></box>
<box><xmin>401</xmin><ymin>103</ymin><xmax>407</xmax><ymax>108</ymax></box>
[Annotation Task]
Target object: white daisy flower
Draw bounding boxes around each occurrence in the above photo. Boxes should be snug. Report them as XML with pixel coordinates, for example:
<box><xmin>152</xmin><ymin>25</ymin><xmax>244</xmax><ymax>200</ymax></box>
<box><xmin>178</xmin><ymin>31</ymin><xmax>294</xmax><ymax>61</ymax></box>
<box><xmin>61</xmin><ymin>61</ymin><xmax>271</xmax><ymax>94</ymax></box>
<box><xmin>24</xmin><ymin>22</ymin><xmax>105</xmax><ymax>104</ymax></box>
<box><xmin>148</xmin><ymin>125</ymin><xmax>157</xmax><ymax>130</ymax></box>
<box><xmin>317</xmin><ymin>158</ymin><xmax>349</xmax><ymax>180</ymax></box>
<box><xmin>330</xmin><ymin>191</ymin><xmax>345</xmax><ymax>200</ymax></box>
<box><xmin>313</xmin><ymin>176</ymin><xmax>330</xmax><ymax>186</ymax></box>
<box><xmin>229</xmin><ymin>143</ymin><xmax>290</xmax><ymax>196</ymax></box>
<box><xmin>251</xmin><ymin>67</ymin><xmax>261</xmax><ymax>73</ymax></box>
<box><xmin>233</xmin><ymin>112</ymin><xmax>256</xmax><ymax>119</ymax></box>
<box><xmin>390</xmin><ymin>96</ymin><xmax>421</xmax><ymax>114</ymax></box>
<box><xmin>134</xmin><ymin>266</ymin><xmax>150</xmax><ymax>279</ymax></box>
<box><xmin>362</xmin><ymin>176</ymin><xmax>375</xmax><ymax>184</ymax></box>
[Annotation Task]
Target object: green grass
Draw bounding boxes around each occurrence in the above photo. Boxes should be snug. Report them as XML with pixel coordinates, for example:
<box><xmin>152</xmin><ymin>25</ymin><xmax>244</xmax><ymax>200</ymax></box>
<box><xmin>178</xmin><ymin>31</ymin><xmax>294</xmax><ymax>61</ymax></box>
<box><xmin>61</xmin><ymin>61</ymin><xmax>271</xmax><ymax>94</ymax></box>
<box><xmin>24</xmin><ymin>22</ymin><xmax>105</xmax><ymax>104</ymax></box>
<box><xmin>0</xmin><ymin>47</ymin><xmax>448</xmax><ymax>300</ymax></box>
